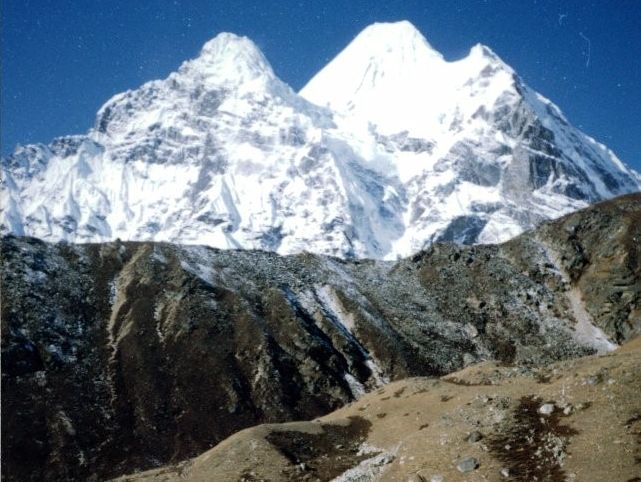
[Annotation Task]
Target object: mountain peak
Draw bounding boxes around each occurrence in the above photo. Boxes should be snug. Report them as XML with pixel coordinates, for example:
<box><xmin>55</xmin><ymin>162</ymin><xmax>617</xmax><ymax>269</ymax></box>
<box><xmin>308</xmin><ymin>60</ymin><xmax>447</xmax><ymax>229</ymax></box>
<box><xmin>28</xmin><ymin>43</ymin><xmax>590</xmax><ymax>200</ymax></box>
<box><xmin>199</xmin><ymin>32</ymin><xmax>265</xmax><ymax>62</ymax></box>
<box><xmin>300</xmin><ymin>20</ymin><xmax>445</xmax><ymax>122</ymax></box>
<box><xmin>3</xmin><ymin>25</ymin><xmax>640</xmax><ymax>261</ymax></box>
<box><xmin>470</xmin><ymin>43</ymin><xmax>498</xmax><ymax>59</ymax></box>
<box><xmin>468</xmin><ymin>43</ymin><xmax>512</xmax><ymax>71</ymax></box>
<box><xmin>180</xmin><ymin>32</ymin><xmax>275</xmax><ymax>83</ymax></box>
<box><xmin>348</xmin><ymin>20</ymin><xmax>443</xmax><ymax>62</ymax></box>
<box><xmin>357</xmin><ymin>20</ymin><xmax>426</xmax><ymax>39</ymax></box>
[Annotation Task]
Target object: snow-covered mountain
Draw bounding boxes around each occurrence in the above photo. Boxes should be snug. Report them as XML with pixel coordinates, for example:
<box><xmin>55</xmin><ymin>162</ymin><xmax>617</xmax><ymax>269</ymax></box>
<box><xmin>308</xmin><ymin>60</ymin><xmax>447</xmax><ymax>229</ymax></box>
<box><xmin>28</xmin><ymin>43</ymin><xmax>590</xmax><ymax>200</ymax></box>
<box><xmin>2</xmin><ymin>21</ymin><xmax>639</xmax><ymax>259</ymax></box>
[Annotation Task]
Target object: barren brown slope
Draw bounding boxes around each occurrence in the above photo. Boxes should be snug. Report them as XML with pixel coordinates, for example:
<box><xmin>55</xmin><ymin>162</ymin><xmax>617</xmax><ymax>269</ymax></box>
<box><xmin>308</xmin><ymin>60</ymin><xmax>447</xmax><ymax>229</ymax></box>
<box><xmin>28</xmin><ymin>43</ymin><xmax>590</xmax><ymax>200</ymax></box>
<box><xmin>115</xmin><ymin>337</ymin><xmax>641</xmax><ymax>482</ymax></box>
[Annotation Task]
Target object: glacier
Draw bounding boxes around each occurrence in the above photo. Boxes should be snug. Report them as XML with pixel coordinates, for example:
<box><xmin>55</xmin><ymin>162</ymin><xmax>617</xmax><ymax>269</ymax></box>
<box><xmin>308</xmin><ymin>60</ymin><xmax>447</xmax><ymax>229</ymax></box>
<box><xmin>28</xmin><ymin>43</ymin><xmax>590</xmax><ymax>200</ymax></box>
<box><xmin>2</xmin><ymin>20</ymin><xmax>639</xmax><ymax>259</ymax></box>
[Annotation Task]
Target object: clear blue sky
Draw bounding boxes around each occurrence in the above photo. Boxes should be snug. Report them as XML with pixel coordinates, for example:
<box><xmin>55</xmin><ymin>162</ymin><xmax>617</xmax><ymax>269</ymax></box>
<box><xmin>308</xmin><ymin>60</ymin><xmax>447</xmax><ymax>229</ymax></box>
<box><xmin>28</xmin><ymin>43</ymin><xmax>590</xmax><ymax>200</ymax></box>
<box><xmin>2</xmin><ymin>0</ymin><xmax>640</xmax><ymax>171</ymax></box>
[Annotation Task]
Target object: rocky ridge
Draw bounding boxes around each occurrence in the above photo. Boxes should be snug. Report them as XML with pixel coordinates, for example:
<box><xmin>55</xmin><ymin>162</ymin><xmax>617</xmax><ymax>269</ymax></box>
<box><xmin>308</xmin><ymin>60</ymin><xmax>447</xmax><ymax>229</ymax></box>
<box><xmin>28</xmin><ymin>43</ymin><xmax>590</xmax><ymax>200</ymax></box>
<box><xmin>2</xmin><ymin>193</ymin><xmax>640</xmax><ymax>481</ymax></box>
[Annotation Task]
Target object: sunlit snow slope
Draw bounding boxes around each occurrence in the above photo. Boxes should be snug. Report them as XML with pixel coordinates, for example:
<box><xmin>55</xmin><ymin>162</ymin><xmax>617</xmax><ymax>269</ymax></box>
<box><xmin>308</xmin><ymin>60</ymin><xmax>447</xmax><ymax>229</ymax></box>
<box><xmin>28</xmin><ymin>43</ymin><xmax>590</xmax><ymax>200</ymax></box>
<box><xmin>2</xmin><ymin>21</ymin><xmax>639</xmax><ymax>259</ymax></box>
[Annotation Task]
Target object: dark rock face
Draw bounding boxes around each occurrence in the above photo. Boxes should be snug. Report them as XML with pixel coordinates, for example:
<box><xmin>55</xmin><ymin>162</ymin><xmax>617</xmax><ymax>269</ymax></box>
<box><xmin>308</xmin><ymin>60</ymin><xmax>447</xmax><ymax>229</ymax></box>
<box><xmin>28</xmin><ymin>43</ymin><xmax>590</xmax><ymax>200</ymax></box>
<box><xmin>496</xmin><ymin>98</ymin><xmax>596</xmax><ymax>202</ymax></box>
<box><xmin>2</xmin><ymin>194</ymin><xmax>640</xmax><ymax>481</ymax></box>
<box><xmin>435</xmin><ymin>215</ymin><xmax>488</xmax><ymax>244</ymax></box>
<box><xmin>528</xmin><ymin>194</ymin><xmax>641</xmax><ymax>343</ymax></box>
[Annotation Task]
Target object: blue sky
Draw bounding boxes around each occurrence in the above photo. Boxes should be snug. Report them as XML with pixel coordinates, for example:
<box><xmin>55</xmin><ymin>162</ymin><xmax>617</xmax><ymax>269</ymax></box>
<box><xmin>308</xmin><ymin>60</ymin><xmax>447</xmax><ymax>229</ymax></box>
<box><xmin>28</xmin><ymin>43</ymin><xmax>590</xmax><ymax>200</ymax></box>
<box><xmin>2</xmin><ymin>0</ymin><xmax>640</xmax><ymax>171</ymax></box>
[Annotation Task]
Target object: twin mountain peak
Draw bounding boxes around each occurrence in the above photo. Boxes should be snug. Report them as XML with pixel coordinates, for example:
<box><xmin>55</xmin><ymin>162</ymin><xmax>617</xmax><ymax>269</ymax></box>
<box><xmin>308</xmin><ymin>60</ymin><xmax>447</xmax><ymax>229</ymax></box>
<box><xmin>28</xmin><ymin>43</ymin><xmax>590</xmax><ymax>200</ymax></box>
<box><xmin>2</xmin><ymin>20</ymin><xmax>639</xmax><ymax>259</ymax></box>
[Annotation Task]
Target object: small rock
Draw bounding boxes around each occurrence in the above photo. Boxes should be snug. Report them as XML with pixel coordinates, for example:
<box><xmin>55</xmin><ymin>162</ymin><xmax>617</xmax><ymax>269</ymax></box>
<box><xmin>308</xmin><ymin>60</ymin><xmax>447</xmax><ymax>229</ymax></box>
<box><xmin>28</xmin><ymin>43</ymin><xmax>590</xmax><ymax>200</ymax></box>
<box><xmin>456</xmin><ymin>456</ymin><xmax>480</xmax><ymax>473</ymax></box>
<box><xmin>563</xmin><ymin>405</ymin><xmax>573</xmax><ymax>415</ymax></box>
<box><xmin>431</xmin><ymin>476</ymin><xmax>444</xmax><ymax>482</ymax></box>
<box><xmin>406</xmin><ymin>475</ymin><xmax>425</xmax><ymax>482</ymax></box>
<box><xmin>585</xmin><ymin>376</ymin><xmax>600</xmax><ymax>385</ymax></box>
<box><xmin>464</xmin><ymin>323</ymin><xmax>479</xmax><ymax>338</ymax></box>
<box><xmin>500</xmin><ymin>467</ymin><xmax>510</xmax><ymax>478</ymax></box>
<box><xmin>34</xmin><ymin>371</ymin><xmax>47</xmax><ymax>387</ymax></box>
<box><xmin>375</xmin><ymin>454</ymin><xmax>395</xmax><ymax>466</ymax></box>
<box><xmin>463</xmin><ymin>352</ymin><xmax>476</xmax><ymax>366</ymax></box>
<box><xmin>538</xmin><ymin>403</ymin><xmax>555</xmax><ymax>415</ymax></box>
<box><xmin>466</xmin><ymin>431</ymin><xmax>484</xmax><ymax>443</ymax></box>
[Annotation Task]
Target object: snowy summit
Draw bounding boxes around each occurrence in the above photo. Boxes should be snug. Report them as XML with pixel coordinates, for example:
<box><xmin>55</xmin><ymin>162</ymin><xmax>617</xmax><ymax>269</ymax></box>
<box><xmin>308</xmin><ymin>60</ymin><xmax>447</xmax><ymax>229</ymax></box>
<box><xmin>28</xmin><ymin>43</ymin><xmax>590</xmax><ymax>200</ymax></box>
<box><xmin>2</xmin><ymin>21</ymin><xmax>640</xmax><ymax>259</ymax></box>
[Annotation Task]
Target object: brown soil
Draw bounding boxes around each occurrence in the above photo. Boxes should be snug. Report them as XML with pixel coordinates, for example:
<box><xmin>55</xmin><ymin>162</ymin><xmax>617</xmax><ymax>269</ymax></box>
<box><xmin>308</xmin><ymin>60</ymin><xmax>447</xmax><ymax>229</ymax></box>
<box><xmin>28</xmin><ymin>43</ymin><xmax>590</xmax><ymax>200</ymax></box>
<box><xmin>114</xmin><ymin>337</ymin><xmax>641</xmax><ymax>482</ymax></box>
